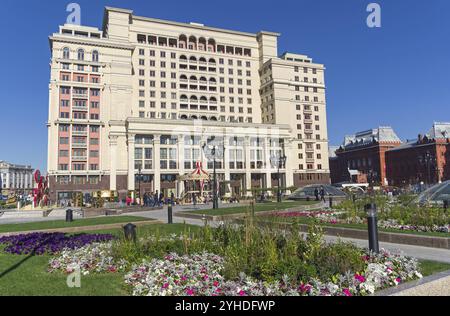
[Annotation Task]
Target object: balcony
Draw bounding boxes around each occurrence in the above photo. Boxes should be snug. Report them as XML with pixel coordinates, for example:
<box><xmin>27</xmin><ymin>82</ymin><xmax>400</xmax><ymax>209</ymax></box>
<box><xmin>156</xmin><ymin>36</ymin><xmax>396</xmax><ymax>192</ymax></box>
<box><xmin>72</xmin><ymin>106</ymin><xmax>88</xmax><ymax>112</ymax></box>
<box><xmin>72</xmin><ymin>130</ymin><xmax>88</xmax><ymax>136</ymax></box>
<box><xmin>72</xmin><ymin>143</ymin><xmax>87</xmax><ymax>148</ymax></box>
<box><xmin>72</xmin><ymin>155</ymin><xmax>87</xmax><ymax>161</ymax></box>
<box><xmin>73</xmin><ymin>93</ymin><xmax>88</xmax><ymax>99</ymax></box>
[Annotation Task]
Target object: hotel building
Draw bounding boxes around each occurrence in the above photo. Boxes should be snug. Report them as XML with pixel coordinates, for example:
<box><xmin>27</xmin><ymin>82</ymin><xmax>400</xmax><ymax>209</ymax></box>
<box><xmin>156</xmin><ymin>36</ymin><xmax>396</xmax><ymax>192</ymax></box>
<box><xmin>47</xmin><ymin>7</ymin><xmax>330</xmax><ymax>201</ymax></box>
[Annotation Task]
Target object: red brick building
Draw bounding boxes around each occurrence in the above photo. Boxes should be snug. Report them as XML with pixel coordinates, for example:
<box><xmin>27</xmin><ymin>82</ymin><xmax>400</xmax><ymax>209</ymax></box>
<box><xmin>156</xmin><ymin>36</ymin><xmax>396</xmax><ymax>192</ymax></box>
<box><xmin>386</xmin><ymin>123</ymin><xmax>450</xmax><ymax>186</ymax></box>
<box><xmin>330</xmin><ymin>127</ymin><xmax>402</xmax><ymax>185</ymax></box>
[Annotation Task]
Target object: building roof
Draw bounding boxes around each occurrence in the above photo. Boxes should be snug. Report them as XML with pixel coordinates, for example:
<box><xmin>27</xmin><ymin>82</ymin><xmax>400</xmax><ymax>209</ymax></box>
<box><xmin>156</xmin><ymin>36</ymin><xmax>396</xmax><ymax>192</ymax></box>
<box><xmin>428</xmin><ymin>122</ymin><xmax>450</xmax><ymax>139</ymax></box>
<box><xmin>0</xmin><ymin>161</ymin><xmax>33</xmax><ymax>169</ymax></box>
<box><xmin>104</xmin><ymin>6</ymin><xmax>280</xmax><ymax>38</ymax></box>
<box><xmin>341</xmin><ymin>126</ymin><xmax>401</xmax><ymax>150</ymax></box>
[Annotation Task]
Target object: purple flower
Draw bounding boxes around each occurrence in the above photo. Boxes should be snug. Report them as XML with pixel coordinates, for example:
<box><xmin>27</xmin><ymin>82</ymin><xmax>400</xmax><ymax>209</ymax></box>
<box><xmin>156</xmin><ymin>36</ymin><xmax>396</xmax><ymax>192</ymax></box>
<box><xmin>0</xmin><ymin>233</ymin><xmax>114</xmax><ymax>255</ymax></box>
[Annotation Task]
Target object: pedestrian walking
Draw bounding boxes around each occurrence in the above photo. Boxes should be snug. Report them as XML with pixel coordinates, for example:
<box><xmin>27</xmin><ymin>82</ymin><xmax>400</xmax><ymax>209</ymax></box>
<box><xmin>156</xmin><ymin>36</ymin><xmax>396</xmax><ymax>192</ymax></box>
<box><xmin>320</xmin><ymin>186</ymin><xmax>326</xmax><ymax>203</ymax></box>
<box><xmin>314</xmin><ymin>188</ymin><xmax>319</xmax><ymax>201</ymax></box>
<box><xmin>153</xmin><ymin>191</ymin><xmax>159</xmax><ymax>207</ymax></box>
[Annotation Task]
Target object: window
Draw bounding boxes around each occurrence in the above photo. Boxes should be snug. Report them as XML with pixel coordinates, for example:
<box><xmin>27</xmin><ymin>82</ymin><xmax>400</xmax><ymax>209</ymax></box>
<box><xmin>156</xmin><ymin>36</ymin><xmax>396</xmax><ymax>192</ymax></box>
<box><xmin>77</xmin><ymin>49</ymin><xmax>85</xmax><ymax>61</ymax></box>
<box><xmin>92</xmin><ymin>50</ymin><xmax>99</xmax><ymax>62</ymax></box>
<box><xmin>63</xmin><ymin>47</ymin><xmax>70</xmax><ymax>59</ymax></box>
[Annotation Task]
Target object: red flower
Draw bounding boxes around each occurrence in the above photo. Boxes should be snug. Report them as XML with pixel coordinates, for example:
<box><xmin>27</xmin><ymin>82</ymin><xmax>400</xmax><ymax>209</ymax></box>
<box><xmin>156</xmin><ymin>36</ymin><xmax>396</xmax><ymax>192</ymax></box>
<box><xmin>239</xmin><ymin>290</ymin><xmax>246</xmax><ymax>296</ymax></box>
<box><xmin>343</xmin><ymin>288</ymin><xmax>352</xmax><ymax>297</ymax></box>
<box><xmin>186</xmin><ymin>288</ymin><xmax>195</xmax><ymax>296</ymax></box>
<box><xmin>213</xmin><ymin>281</ymin><xmax>220</xmax><ymax>287</ymax></box>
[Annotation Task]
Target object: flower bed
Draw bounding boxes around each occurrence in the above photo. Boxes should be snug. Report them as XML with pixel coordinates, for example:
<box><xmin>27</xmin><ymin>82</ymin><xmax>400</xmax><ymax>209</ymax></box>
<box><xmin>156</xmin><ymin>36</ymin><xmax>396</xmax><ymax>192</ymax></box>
<box><xmin>268</xmin><ymin>210</ymin><xmax>450</xmax><ymax>233</ymax></box>
<box><xmin>123</xmin><ymin>249</ymin><xmax>422</xmax><ymax>296</ymax></box>
<box><xmin>48</xmin><ymin>241</ymin><xmax>127</xmax><ymax>275</ymax></box>
<box><xmin>0</xmin><ymin>232</ymin><xmax>114</xmax><ymax>255</ymax></box>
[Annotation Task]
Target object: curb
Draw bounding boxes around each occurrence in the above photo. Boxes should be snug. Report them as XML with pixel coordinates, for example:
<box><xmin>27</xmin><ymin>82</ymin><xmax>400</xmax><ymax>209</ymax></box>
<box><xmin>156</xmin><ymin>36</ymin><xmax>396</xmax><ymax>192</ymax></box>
<box><xmin>375</xmin><ymin>269</ymin><xmax>450</xmax><ymax>296</ymax></box>
<box><xmin>0</xmin><ymin>220</ymin><xmax>163</xmax><ymax>237</ymax></box>
<box><xmin>246</xmin><ymin>220</ymin><xmax>450</xmax><ymax>250</ymax></box>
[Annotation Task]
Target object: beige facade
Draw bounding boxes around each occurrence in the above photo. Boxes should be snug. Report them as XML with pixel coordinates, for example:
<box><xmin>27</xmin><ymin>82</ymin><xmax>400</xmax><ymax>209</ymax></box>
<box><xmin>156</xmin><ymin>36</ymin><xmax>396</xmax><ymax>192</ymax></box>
<box><xmin>47</xmin><ymin>7</ymin><xmax>330</xmax><ymax>201</ymax></box>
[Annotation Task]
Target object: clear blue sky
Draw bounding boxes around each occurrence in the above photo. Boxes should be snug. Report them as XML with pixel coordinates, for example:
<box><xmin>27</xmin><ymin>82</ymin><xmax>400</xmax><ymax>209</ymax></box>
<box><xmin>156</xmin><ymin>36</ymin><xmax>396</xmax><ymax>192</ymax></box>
<box><xmin>1</xmin><ymin>0</ymin><xmax>449</xmax><ymax>172</ymax></box>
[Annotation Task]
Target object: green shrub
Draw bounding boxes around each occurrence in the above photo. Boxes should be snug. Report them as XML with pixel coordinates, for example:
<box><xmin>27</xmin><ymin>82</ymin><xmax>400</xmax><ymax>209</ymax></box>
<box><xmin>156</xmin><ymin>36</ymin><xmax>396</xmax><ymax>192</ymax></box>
<box><xmin>309</xmin><ymin>241</ymin><xmax>365</xmax><ymax>280</ymax></box>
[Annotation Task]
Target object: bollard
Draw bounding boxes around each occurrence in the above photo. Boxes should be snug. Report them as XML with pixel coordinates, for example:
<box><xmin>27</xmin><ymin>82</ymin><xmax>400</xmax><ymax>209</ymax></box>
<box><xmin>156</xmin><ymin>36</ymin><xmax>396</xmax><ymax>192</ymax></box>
<box><xmin>202</xmin><ymin>214</ymin><xmax>207</xmax><ymax>226</ymax></box>
<box><xmin>66</xmin><ymin>209</ymin><xmax>74</xmax><ymax>222</ymax></box>
<box><xmin>365</xmin><ymin>203</ymin><xmax>379</xmax><ymax>253</ymax></box>
<box><xmin>123</xmin><ymin>223</ymin><xmax>137</xmax><ymax>242</ymax></box>
<box><xmin>329</xmin><ymin>196</ymin><xmax>333</xmax><ymax>208</ymax></box>
<box><xmin>168</xmin><ymin>204</ymin><xmax>173</xmax><ymax>224</ymax></box>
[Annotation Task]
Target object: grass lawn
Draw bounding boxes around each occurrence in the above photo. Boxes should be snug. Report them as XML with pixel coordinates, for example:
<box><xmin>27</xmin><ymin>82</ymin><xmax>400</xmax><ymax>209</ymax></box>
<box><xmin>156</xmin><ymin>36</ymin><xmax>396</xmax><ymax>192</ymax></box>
<box><xmin>262</xmin><ymin>216</ymin><xmax>450</xmax><ymax>238</ymax></box>
<box><xmin>419</xmin><ymin>260</ymin><xmax>450</xmax><ymax>277</ymax></box>
<box><xmin>0</xmin><ymin>216</ymin><xmax>152</xmax><ymax>234</ymax></box>
<box><xmin>0</xmin><ymin>223</ymin><xmax>198</xmax><ymax>296</ymax></box>
<box><xmin>189</xmin><ymin>200</ymin><xmax>319</xmax><ymax>216</ymax></box>
<box><xmin>0</xmin><ymin>223</ymin><xmax>449</xmax><ymax>296</ymax></box>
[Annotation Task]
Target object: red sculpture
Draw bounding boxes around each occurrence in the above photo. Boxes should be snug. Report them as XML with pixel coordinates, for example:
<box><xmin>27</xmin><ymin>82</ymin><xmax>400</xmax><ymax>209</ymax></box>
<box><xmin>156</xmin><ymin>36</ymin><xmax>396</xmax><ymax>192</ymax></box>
<box><xmin>33</xmin><ymin>170</ymin><xmax>49</xmax><ymax>208</ymax></box>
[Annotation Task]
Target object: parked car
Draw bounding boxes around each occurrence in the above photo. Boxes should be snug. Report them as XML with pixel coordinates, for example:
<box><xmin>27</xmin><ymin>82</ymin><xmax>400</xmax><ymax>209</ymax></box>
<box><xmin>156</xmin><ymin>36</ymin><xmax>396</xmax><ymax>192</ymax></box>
<box><xmin>288</xmin><ymin>184</ymin><xmax>347</xmax><ymax>201</ymax></box>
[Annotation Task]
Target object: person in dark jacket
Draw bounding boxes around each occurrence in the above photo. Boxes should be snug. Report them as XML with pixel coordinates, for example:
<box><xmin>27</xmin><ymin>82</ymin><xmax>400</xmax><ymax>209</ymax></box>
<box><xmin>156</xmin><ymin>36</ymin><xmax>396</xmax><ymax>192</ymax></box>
<box><xmin>314</xmin><ymin>188</ymin><xmax>319</xmax><ymax>201</ymax></box>
<box><xmin>320</xmin><ymin>186</ymin><xmax>326</xmax><ymax>203</ymax></box>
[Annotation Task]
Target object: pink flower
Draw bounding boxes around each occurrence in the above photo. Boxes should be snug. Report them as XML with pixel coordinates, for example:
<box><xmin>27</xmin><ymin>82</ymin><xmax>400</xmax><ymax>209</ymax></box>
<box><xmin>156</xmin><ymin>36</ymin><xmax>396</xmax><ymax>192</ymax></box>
<box><xmin>203</xmin><ymin>275</ymin><xmax>209</xmax><ymax>281</ymax></box>
<box><xmin>239</xmin><ymin>290</ymin><xmax>246</xmax><ymax>296</ymax></box>
<box><xmin>343</xmin><ymin>288</ymin><xmax>352</xmax><ymax>297</ymax></box>
<box><xmin>299</xmin><ymin>283</ymin><xmax>312</xmax><ymax>294</ymax></box>
<box><xmin>213</xmin><ymin>281</ymin><xmax>220</xmax><ymax>287</ymax></box>
<box><xmin>162</xmin><ymin>283</ymin><xmax>169</xmax><ymax>289</ymax></box>
<box><xmin>355</xmin><ymin>274</ymin><xmax>366</xmax><ymax>283</ymax></box>
<box><xmin>396</xmin><ymin>277</ymin><xmax>401</xmax><ymax>284</ymax></box>
<box><xmin>186</xmin><ymin>288</ymin><xmax>195</xmax><ymax>296</ymax></box>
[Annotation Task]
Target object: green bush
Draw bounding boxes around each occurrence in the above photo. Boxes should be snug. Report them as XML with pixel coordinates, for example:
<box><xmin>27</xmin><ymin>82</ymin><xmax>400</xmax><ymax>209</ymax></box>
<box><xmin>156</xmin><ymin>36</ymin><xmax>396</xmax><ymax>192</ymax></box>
<box><xmin>309</xmin><ymin>241</ymin><xmax>365</xmax><ymax>280</ymax></box>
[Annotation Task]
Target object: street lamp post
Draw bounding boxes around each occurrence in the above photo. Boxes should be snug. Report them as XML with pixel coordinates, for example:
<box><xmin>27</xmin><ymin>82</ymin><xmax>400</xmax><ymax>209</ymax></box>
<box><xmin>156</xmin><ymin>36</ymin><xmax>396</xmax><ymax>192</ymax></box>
<box><xmin>203</xmin><ymin>142</ymin><xmax>224</xmax><ymax>210</ymax></box>
<box><xmin>418</xmin><ymin>151</ymin><xmax>436</xmax><ymax>186</ymax></box>
<box><xmin>270</xmin><ymin>154</ymin><xmax>287</xmax><ymax>203</ymax></box>
<box><xmin>137</xmin><ymin>167</ymin><xmax>143</xmax><ymax>206</ymax></box>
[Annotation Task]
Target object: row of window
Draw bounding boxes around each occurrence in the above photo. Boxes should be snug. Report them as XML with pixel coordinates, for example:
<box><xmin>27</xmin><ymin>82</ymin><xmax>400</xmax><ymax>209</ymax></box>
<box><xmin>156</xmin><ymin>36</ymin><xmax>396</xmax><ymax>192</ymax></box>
<box><xmin>58</xmin><ymin>164</ymin><xmax>99</xmax><ymax>171</ymax></box>
<box><xmin>61</xmin><ymin>100</ymin><xmax>99</xmax><ymax>108</ymax></box>
<box><xmin>61</xmin><ymin>63</ymin><xmax>99</xmax><ymax>72</ymax></box>
<box><xmin>299</xmin><ymin>164</ymin><xmax>323</xmax><ymax>170</ymax></box>
<box><xmin>59</xmin><ymin>137</ymin><xmax>99</xmax><ymax>145</ymax></box>
<box><xmin>62</xmin><ymin>48</ymin><xmax>99</xmax><ymax>62</ymax></box>
<box><xmin>60</xmin><ymin>112</ymin><xmax>100</xmax><ymax>120</ymax></box>
<box><xmin>61</xmin><ymin>74</ymin><xmax>100</xmax><ymax>84</ymax></box>
<box><xmin>61</xmin><ymin>87</ymin><xmax>100</xmax><ymax>96</ymax></box>
<box><xmin>59</xmin><ymin>125</ymin><xmax>100</xmax><ymax>133</ymax></box>
<box><xmin>136</xmin><ymin>34</ymin><xmax>252</xmax><ymax>57</ymax></box>
<box><xmin>57</xmin><ymin>175</ymin><xmax>100</xmax><ymax>185</ymax></box>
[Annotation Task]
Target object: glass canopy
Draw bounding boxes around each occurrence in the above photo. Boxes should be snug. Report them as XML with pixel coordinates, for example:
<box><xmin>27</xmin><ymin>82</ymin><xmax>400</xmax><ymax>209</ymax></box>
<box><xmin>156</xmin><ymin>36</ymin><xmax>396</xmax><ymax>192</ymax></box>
<box><xmin>415</xmin><ymin>181</ymin><xmax>450</xmax><ymax>204</ymax></box>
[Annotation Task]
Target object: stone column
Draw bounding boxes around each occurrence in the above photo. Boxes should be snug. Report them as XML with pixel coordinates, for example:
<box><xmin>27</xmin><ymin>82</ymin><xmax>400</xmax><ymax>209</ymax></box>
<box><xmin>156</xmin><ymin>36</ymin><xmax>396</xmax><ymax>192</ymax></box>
<box><xmin>244</xmin><ymin>137</ymin><xmax>252</xmax><ymax>197</ymax></box>
<box><xmin>127</xmin><ymin>134</ymin><xmax>136</xmax><ymax>194</ymax></box>
<box><xmin>264</xmin><ymin>138</ymin><xmax>272</xmax><ymax>195</ymax></box>
<box><xmin>285</xmin><ymin>141</ymin><xmax>294</xmax><ymax>188</ymax></box>
<box><xmin>153</xmin><ymin>135</ymin><xmax>161</xmax><ymax>193</ymax></box>
<box><xmin>6</xmin><ymin>172</ymin><xmax>10</xmax><ymax>189</ymax></box>
<box><xmin>109</xmin><ymin>136</ymin><xmax>118</xmax><ymax>191</ymax></box>
<box><xmin>177</xmin><ymin>134</ymin><xmax>185</xmax><ymax>198</ymax></box>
